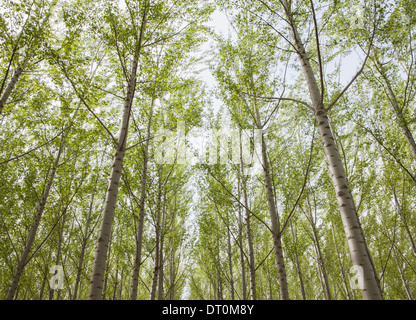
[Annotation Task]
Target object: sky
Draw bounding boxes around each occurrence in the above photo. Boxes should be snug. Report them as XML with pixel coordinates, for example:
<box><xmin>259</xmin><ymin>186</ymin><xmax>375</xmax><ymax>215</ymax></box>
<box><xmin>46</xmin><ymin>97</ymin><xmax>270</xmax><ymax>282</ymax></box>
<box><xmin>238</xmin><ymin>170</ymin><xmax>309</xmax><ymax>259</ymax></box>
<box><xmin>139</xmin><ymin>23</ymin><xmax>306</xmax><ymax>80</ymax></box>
<box><xmin>196</xmin><ymin>6</ymin><xmax>367</xmax><ymax>117</ymax></box>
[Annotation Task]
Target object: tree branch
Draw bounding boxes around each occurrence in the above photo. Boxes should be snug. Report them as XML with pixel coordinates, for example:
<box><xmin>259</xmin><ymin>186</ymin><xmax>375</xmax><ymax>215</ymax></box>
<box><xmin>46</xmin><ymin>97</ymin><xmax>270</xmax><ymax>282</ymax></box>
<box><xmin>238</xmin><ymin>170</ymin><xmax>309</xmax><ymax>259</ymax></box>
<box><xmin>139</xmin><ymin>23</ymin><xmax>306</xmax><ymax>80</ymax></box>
<box><xmin>241</xmin><ymin>91</ymin><xmax>314</xmax><ymax>111</ymax></box>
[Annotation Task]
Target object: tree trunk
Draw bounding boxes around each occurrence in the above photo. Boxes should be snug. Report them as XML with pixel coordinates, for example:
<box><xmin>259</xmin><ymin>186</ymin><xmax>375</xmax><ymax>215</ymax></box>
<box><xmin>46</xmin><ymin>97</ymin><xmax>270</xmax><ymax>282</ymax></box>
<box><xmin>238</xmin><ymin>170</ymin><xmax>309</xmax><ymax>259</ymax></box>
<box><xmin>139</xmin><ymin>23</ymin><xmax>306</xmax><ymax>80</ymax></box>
<box><xmin>259</xmin><ymin>134</ymin><xmax>290</xmax><ymax>300</ymax></box>
<box><xmin>281</xmin><ymin>0</ymin><xmax>383</xmax><ymax>300</ymax></box>
<box><xmin>304</xmin><ymin>195</ymin><xmax>332</xmax><ymax>300</ymax></box>
<box><xmin>49</xmin><ymin>206</ymin><xmax>68</xmax><ymax>300</ymax></box>
<box><xmin>129</xmin><ymin>94</ymin><xmax>155</xmax><ymax>300</ymax></box>
<box><xmin>6</xmin><ymin>137</ymin><xmax>65</xmax><ymax>300</ymax></box>
<box><xmin>150</xmin><ymin>168</ymin><xmax>163</xmax><ymax>300</ymax></box>
<box><xmin>88</xmin><ymin>93</ymin><xmax>130</xmax><ymax>300</ymax></box>
<box><xmin>239</xmin><ymin>151</ymin><xmax>257</xmax><ymax>300</ymax></box>
<box><xmin>227</xmin><ymin>214</ymin><xmax>235</xmax><ymax>300</ymax></box>
<box><xmin>391</xmin><ymin>186</ymin><xmax>416</xmax><ymax>260</ymax></box>
<box><xmin>39</xmin><ymin>247</ymin><xmax>53</xmax><ymax>299</ymax></box>
<box><xmin>0</xmin><ymin>1</ymin><xmax>56</xmax><ymax>115</ymax></box>
<box><xmin>0</xmin><ymin>63</ymin><xmax>26</xmax><ymax>114</ymax></box>
<box><xmin>169</xmin><ymin>211</ymin><xmax>176</xmax><ymax>300</ymax></box>
<box><xmin>290</xmin><ymin>222</ymin><xmax>306</xmax><ymax>300</ymax></box>
<box><xmin>237</xmin><ymin>177</ymin><xmax>247</xmax><ymax>300</ymax></box>
<box><xmin>392</xmin><ymin>246</ymin><xmax>413</xmax><ymax>300</ymax></box>
<box><xmin>112</xmin><ymin>260</ymin><xmax>119</xmax><ymax>300</ymax></box>
<box><xmin>72</xmin><ymin>190</ymin><xmax>95</xmax><ymax>300</ymax></box>
<box><xmin>311</xmin><ymin>224</ymin><xmax>332</xmax><ymax>300</ymax></box>
<box><xmin>158</xmin><ymin>188</ymin><xmax>166</xmax><ymax>300</ymax></box>
<box><xmin>102</xmin><ymin>231</ymin><xmax>113</xmax><ymax>300</ymax></box>
<box><xmin>88</xmin><ymin>8</ymin><xmax>147</xmax><ymax>300</ymax></box>
<box><xmin>158</xmin><ymin>235</ymin><xmax>164</xmax><ymax>300</ymax></box>
<box><xmin>216</xmin><ymin>255</ymin><xmax>223</xmax><ymax>300</ymax></box>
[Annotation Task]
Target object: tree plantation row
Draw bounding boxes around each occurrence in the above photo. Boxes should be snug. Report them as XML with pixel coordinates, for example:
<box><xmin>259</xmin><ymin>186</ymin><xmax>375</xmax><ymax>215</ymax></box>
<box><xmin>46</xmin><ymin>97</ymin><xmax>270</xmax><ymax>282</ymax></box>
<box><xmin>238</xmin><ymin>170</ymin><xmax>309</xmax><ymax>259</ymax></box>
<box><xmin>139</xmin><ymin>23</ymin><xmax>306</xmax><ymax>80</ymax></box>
<box><xmin>0</xmin><ymin>0</ymin><xmax>415</xmax><ymax>300</ymax></box>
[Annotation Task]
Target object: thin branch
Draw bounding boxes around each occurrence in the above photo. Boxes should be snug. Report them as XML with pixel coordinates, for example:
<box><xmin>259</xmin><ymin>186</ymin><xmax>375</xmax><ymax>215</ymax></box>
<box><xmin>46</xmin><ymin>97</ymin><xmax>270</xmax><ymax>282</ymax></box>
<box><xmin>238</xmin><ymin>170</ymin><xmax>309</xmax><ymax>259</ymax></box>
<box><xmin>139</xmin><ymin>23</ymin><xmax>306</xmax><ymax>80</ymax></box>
<box><xmin>125</xmin><ymin>126</ymin><xmax>177</xmax><ymax>151</ymax></box>
<box><xmin>109</xmin><ymin>10</ymin><xmax>129</xmax><ymax>82</ymax></box>
<box><xmin>239</xmin><ymin>2</ymin><xmax>300</xmax><ymax>55</ymax></box>
<box><xmin>280</xmin><ymin>125</ymin><xmax>316</xmax><ymax>235</ymax></box>
<box><xmin>310</xmin><ymin>0</ymin><xmax>324</xmax><ymax>105</ymax></box>
<box><xmin>325</xmin><ymin>11</ymin><xmax>377</xmax><ymax>112</ymax></box>
<box><xmin>91</xmin><ymin>83</ymin><xmax>125</xmax><ymax>100</ymax></box>
<box><xmin>255</xmin><ymin>247</ymin><xmax>274</xmax><ymax>271</ymax></box>
<box><xmin>0</xmin><ymin>130</ymin><xmax>62</xmax><ymax>165</ymax></box>
<box><xmin>241</xmin><ymin>91</ymin><xmax>314</xmax><ymax>111</ymax></box>
<box><xmin>356</xmin><ymin>121</ymin><xmax>416</xmax><ymax>184</ymax></box>
<box><xmin>0</xmin><ymin>212</ymin><xmax>20</xmax><ymax>261</ymax></box>
<box><xmin>211</xmin><ymin>200</ymin><xmax>250</xmax><ymax>265</ymax></box>
<box><xmin>24</xmin><ymin>208</ymin><xmax>68</xmax><ymax>267</ymax></box>
<box><xmin>142</xmin><ymin>22</ymin><xmax>195</xmax><ymax>48</ymax></box>
<box><xmin>56</xmin><ymin>59</ymin><xmax>118</xmax><ymax>147</ymax></box>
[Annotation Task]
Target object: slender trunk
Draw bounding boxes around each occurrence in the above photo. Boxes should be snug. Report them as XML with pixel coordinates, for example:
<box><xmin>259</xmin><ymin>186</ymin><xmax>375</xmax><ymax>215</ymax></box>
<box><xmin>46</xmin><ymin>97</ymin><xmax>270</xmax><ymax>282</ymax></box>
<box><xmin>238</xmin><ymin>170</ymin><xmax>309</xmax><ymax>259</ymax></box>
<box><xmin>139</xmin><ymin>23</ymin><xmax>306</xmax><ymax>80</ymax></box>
<box><xmin>169</xmin><ymin>211</ymin><xmax>175</xmax><ymax>300</ymax></box>
<box><xmin>305</xmin><ymin>196</ymin><xmax>331</xmax><ymax>300</ymax></box>
<box><xmin>58</xmin><ymin>229</ymin><xmax>74</xmax><ymax>300</ymax></box>
<box><xmin>237</xmin><ymin>177</ymin><xmax>247</xmax><ymax>300</ymax></box>
<box><xmin>169</xmin><ymin>247</ymin><xmax>175</xmax><ymax>300</ymax></box>
<box><xmin>290</xmin><ymin>222</ymin><xmax>306</xmax><ymax>300</ymax></box>
<box><xmin>49</xmin><ymin>206</ymin><xmax>68</xmax><ymax>300</ymax></box>
<box><xmin>150</xmin><ymin>224</ymin><xmax>160</xmax><ymax>300</ymax></box>
<box><xmin>158</xmin><ymin>236</ymin><xmax>164</xmax><ymax>300</ymax></box>
<box><xmin>242</xmin><ymin>183</ymin><xmax>256</xmax><ymax>300</ymax></box>
<box><xmin>113</xmin><ymin>260</ymin><xmax>119</xmax><ymax>300</ymax></box>
<box><xmin>118</xmin><ymin>265</ymin><xmax>124</xmax><ymax>299</ymax></box>
<box><xmin>39</xmin><ymin>248</ymin><xmax>53</xmax><ymax>299</ymax></box>
<box><xmin>391</xmin><ymin>187</ymin><xmax>416</xmax><ymax>260</ymax></box>
<box><xmin>88</xmin><ymin>95</ymin><xmax>130</xmax><ymax>300</ymax></box>
<box><xmin>0</xmin><ymin>2</ymin><xmax>56</xmax><ymax>115</ymax></box>
<box><xmin>251</xmin><ymin>89</ymin><xmax>290</xmax><ymax>300</ymax></box>
<box><xmin>0</xmin><ymin>63</ymin><xmax>25</xmax><ymax>114</ymax></box>
<box><xmin>6</xmin><ymin>137</ymin><xmax>64</xmax><ymax>300</ymax></box>
<box><xmin>227</xmin><ymin>216</ymin><xmax>235</xmax><ymax>300</ymax></box>
<box><xmin>72</xmin><ymin>191</ymin><xmax>95</xmax><ymax>300</ymax></box>
<box><xmin>89</xmin><ymin>8</ymin><xmax>147</xmax><ymax>300</ymax></box>
<box><xmin>311</xmin><ymin>224</ymin><xmax>331</xmax><ymax>300</ymax></box>
<box><xmin>158</xmin><ymin>189</ymin><xmax>166</xmax><ymax>300</ymax></box>
<box><xmin>216</xmin><ymin>255</ymin><xmax>223</xmax><ymax>300</ymax></box>
<box><xmin>267</xmin><ymin>268</ymin><xmax>273</xmax><ymax>300</ymax></box>
<box><xmin>392</xmin><ymin>246</ymin><xmax>413</xmax><ymax>300</ymax></box>
<box><xmin>130</xmin><ymin>94</ymin><xmax>155</xmax><ymax>300</ymax></box>
<box><xmin>150</xmin><ymin>169</ymin><xmax>163</xmax><ymax>300</ymax></box>
<box><xmin>102</xmin><ymin>232</ymin><xmax>113</xmax><ymax>300</ymax></box>
<box><xmin>240</xmin><ymin>160</ymin><xmax>256</xmax><ymax>300</ymax></box>
<box><xmin>259</xmin><ymin>135</ymin><xmax>290</xmax><ymax>300</ymax></box>
<box><xmin>281</xmin><ymin>0</ymin><xmax>383</xmax><ymax>300</ymax></box>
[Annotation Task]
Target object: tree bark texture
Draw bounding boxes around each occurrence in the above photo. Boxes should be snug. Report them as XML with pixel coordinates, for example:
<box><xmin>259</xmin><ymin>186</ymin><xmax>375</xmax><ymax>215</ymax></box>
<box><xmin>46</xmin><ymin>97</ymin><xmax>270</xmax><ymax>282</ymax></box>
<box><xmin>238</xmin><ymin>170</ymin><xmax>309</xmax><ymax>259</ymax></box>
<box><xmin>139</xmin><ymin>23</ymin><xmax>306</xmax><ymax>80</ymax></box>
<box><xmin>281</xmin><ymin>0</ymin><xmax>383</xmax><ymax>300</ymax></box>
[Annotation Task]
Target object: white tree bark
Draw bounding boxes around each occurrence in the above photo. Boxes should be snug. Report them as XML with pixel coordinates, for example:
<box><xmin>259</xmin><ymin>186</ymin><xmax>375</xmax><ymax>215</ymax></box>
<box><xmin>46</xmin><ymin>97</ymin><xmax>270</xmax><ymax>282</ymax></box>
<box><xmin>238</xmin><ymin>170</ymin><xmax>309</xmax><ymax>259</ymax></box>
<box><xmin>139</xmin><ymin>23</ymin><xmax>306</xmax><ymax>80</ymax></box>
<box><xmin>281</xmin><ymin>0</ymin><xmax>383</xmax><ymax>300</ymax></box>
<box><xmin>150</xmin><ymin>168</ymin><xmax>163</xmax><ymax>300</ymax></box>
<box><xmin>239</xmin><ymin>134</ymin><xmax>257</xmax><ymax>300</ymax></box>
<box><xmin>0</xmin><ymin>64</ymin><xmax>25</xmax><ymax>114</ymax></box>
<box><xmin>237</xmin><ymin>177</ymin><xmax>247</xmax><ymax>300</ymax></box>
<box><xmin>88</xmin><ymin>8</ymin><xmax>147</xmax><ymax>299</ymax></box>
<box><xmin>260</xmin><ymin>135</ymin><xmax>290</xmax><ymax>300</ymax></box>
<box><xmin>129</xmin><ymin>94</ymin><xmax>155</xmax><ymax>300</ymax></box>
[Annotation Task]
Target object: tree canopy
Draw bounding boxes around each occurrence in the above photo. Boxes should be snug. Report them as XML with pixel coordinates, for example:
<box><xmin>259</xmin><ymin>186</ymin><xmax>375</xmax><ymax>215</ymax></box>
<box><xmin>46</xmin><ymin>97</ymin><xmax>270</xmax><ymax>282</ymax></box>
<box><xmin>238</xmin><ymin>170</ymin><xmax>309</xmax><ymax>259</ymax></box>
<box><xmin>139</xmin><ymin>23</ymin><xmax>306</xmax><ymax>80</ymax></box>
<box><xmin>1</xmin><ymin>0</ymin><xmax>415</xmax><ymax>300</ymax></box>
